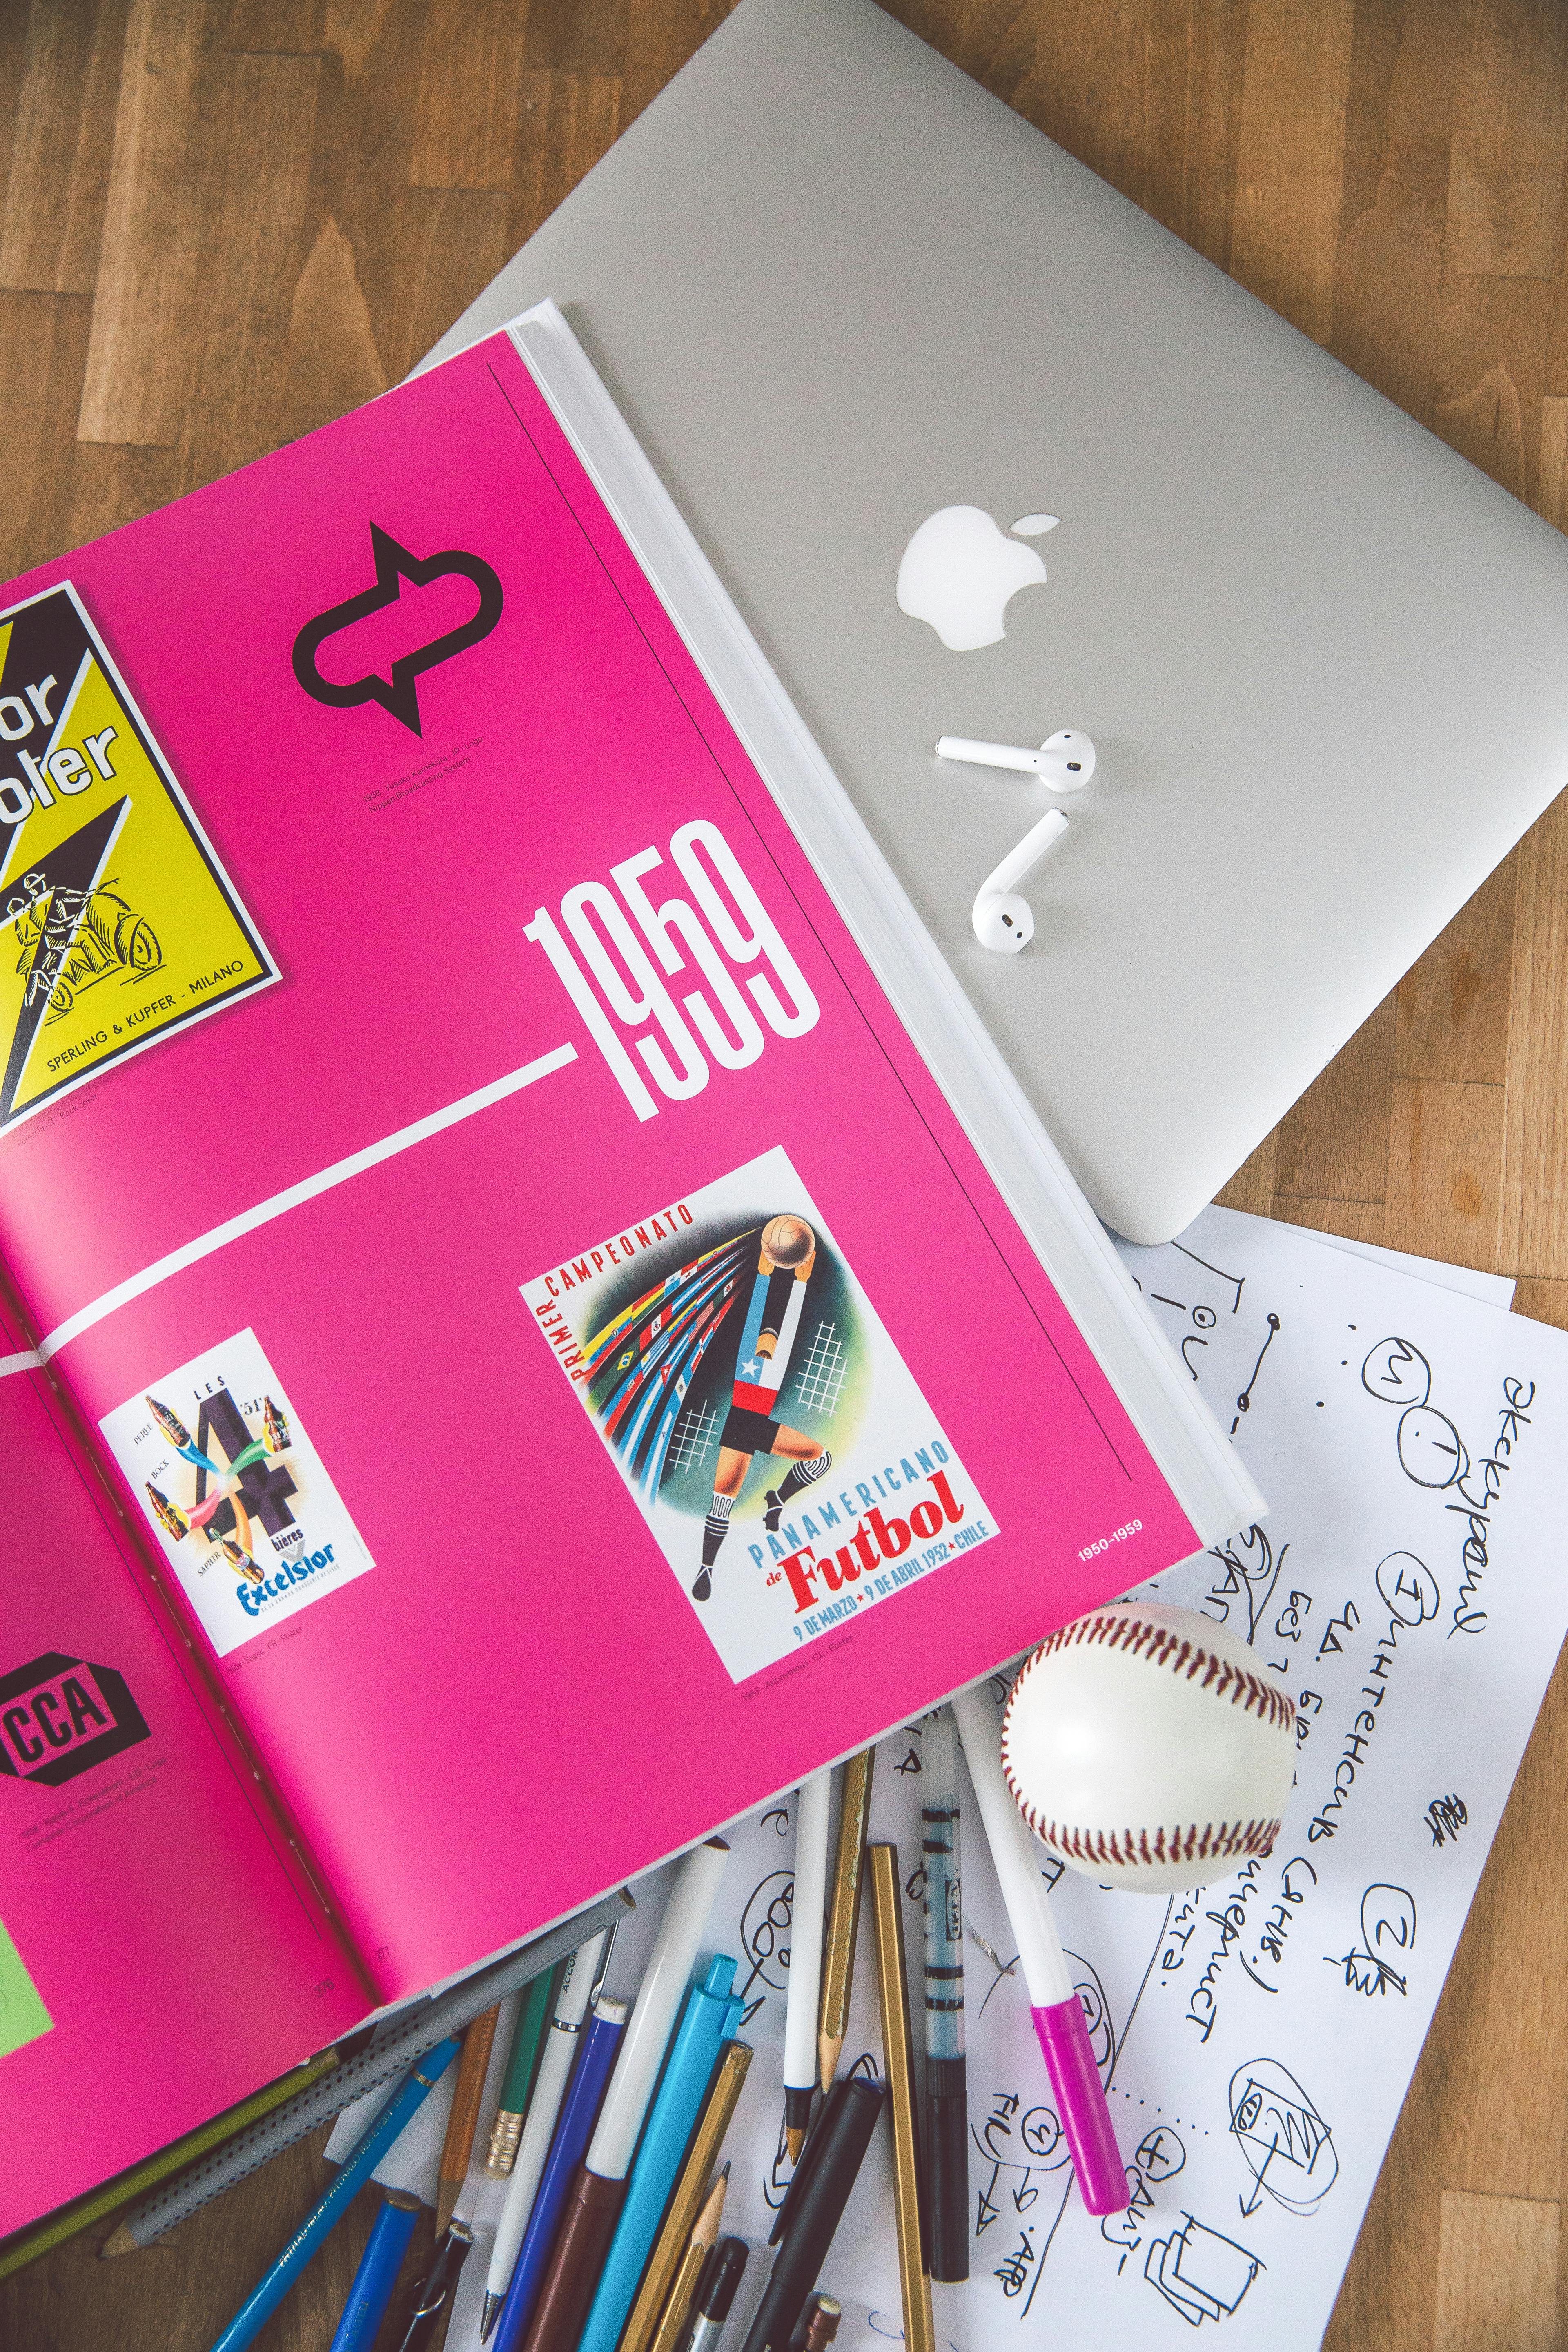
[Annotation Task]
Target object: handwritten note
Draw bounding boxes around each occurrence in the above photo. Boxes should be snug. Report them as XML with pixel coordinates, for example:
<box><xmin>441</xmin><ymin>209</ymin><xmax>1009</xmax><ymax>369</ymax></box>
<box><xmin>343</xmin><ymin>1207</ymin><xmax>1568</xmax><ymax>2352</ymax></box>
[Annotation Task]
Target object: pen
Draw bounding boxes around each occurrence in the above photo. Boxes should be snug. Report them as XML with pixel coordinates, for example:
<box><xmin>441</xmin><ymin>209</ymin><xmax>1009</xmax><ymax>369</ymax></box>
<box><xmin>325</xmin><ymin>2188</ymin><xmax>421</xmax><ymax>2352</ymax></box>
<box><xmin>438</xmin><ymin>2005</ymin><xmax>500</xmax><ymax>2232</ymax></box>
<box><xmin>785</xmin><ymin>1772</ymin><xmax>831</xmax><ymax>2159</ymax></box>
<box><xmin>581</xmin><ymin>1953</ymin><xmax>744</xmax><ymax>2352</ymax></box>
<box><xmin>801</xmin><ymin>2295</ymin><xmax>842</xmax><ymax>2350</ymax></box>
<box><xmin>613</xmin><ymin>2038</ymin><xmax>752</xmax><ymax>2352</ymax></box>
<box><xmin>482</xmin><ymin>1932</ymin><xmax>609</xmax><ymax>2340</ymax></box>
<box><xmin>521</xmin><ymin>1839</ymin><xmax>731</xmax><ymax>2352</ymax></box>
<box><xmin>869</xmin><ymin>1844</ymin><xmax>935</xmax><ymax>2352</ymax></box>
<box><xmin>920</xmin><ymin>1708</ymin><xmax>969</xmax><ymax>2279</ymax></box>
<box><xmin>951</xmin><ymin>1684</ymin><xmax>1127</xmax><ymax>2214</ymax></box>
<box><xmin>739</xmin><ymin>2075</ymin><xmax>885</xmax><ymax>2352</ymax></box>
<box><xmin>487</xmin><ymin>1965</ymin><xmax>564</xmax><ymax>2177</ymax></box>
<box><xmin>818</xmin><ymin>1751</ymin><xmax>873</xmax><ymax>2092</ymax></box>
<box><xmin>493</xmin><ymin>1993</ymin><xmax>628</xmax><ymax>2352</ymax></box>
<box><xmin>207</xmin><ymin>2039</ymin><xmax>461</xmax><ymax>2352</ymax></box>
<box><xmin>686</xmin><ymin>2237</ymin><xmax>748</xmax><ymax>2352</ymax></box>
<box><xmin>392</xmin><ymin>2218</ymin><xmax>475</xmax><ymax>2352</ymax></box>
<box><xmin>647</xmin><ymin>2168</ymin><xmax>728</xmax><ymax>2352</ymax></box>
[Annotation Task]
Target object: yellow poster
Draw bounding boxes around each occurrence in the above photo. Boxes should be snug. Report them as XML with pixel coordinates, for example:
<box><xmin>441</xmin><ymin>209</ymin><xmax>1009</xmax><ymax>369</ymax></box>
<box><xmin>0</xmin><ymin>584</ymin><xmax>274</xmax><ymax>1128</ymax></box>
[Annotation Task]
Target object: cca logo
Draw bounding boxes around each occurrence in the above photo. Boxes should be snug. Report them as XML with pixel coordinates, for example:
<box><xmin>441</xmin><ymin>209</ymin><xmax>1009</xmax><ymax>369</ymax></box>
<box><xmin>0</xmin><ymin>1651</ymin><xmax>150</xmax><ymax>1787</ymax></box>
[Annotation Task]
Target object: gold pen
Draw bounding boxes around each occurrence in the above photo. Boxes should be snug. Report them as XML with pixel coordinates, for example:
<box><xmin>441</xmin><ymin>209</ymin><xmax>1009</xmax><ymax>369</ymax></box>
<box><xmin>615</xmin><ymin>2045</ymin><xmax>751</xmax><ymax>2352</ymax></box>
<box><xmin>818</xmin><ymin>1749</ymin><xmax>874</xmax><ymax>2092</ymax></box>
<box><xmin>870</xmin><ymin>1843</ymin><xmax>935</xmax><ymax>2352</ymax></box>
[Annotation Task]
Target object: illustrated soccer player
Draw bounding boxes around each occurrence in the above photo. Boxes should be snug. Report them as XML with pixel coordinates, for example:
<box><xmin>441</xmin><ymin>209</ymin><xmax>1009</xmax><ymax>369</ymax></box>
<box><xmin>694</xmin><ymin>1212</ymin><xmax>834</xmax><ymax>1602</ymax></box>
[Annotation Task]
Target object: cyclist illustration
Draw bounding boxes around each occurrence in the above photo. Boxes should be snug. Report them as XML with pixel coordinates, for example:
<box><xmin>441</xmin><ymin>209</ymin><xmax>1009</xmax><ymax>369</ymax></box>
<box><xmin>4</xmin><ymin>868</ymin><xmax>162</xmax><ymax>1020</ymax></box>
<box><xmin>695</xmin><ymin>1212</ymin><xmax>835</xmax><ymax>1603</ymax></box>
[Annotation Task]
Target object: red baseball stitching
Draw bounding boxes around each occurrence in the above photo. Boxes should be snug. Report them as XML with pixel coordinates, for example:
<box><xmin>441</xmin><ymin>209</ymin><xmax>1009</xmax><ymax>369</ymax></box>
<box><xmin>1012</xmin><ymin>1613</ymin><xmax>1295</xmax><ymax>1735</ymax></box>
<box><xmin>998</xmin><ymin>1613</ymin><xmax>1294</xmax><ymax>1870</ymax></box>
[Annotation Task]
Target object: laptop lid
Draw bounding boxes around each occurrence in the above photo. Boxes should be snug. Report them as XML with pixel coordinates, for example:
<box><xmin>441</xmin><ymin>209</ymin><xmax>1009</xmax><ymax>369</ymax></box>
<box><xmin>424</xmin><ymin>0</ymin><xmax>1568</xmax><ymax>1243</ymax></box>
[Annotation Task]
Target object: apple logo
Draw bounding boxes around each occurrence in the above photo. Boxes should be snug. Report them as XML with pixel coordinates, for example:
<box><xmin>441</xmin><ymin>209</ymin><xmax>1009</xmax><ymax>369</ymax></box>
<box><xmin>896</xmin><ymin>508</ymin><xmax>1059</xmax><ymax>651</ymax></box>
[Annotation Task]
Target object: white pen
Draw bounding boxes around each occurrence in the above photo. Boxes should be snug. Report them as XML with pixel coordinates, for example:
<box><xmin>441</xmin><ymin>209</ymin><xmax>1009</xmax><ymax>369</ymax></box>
<box><xmin>783</xmin><ymin>1771</ymin><xmax>832</xmax><ymax>2161</ymax></box>
<box><xmin>479</xmin><ymin>1928</ymin><xmax>610</xmax><ymax>2343</ymax></box>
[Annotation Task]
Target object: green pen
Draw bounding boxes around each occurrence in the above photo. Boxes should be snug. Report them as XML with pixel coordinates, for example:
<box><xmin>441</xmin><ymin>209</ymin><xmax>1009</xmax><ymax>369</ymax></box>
<box><xmin>485</xmin><ymin>1961</ymin><xmax>566</xmax><ymax>2176</ymax></box>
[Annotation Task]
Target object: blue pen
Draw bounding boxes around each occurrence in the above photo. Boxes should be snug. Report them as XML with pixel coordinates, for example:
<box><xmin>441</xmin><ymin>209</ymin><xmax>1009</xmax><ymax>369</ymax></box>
<box><xmin>493</xmin><ymin>1993</ymin><xmax>630</xmax><ymax>2352</ymax></box>
<box><xmin>577</xmin><ymin>1956</ymin><xmax>746</xmax><ymax>2352</ymax></box>
<box><xmin>327</xmin><ymin>2188</ymin><xmax>421</xmax><ymax>2352</ymax></box>
<box><xmin>208</xmin><ymin>2037</ymin><xmax>461</xmax><ymax>2352</ymax></box>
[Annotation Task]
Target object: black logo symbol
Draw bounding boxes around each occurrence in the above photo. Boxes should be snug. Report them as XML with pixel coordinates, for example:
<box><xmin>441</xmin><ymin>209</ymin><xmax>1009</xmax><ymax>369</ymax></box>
<box><xmin>0</xmin><ymin>1652</ymin><xmax>150</xmax><ymax>1786</ymax></box>
<box><xmin>291</xmin><ymin>523</ymin><xmax>503</xmax><ymax>737</ymax></box>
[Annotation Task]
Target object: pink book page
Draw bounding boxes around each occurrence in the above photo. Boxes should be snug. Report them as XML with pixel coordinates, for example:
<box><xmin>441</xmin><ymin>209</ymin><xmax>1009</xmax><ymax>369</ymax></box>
<box><xmin>0</xmin><ymin>1292</ymin><xmax>367</xmax><ymax>2236</ymax></box>
<box><xmin>0</xmin><ymin>335</ymin><xmax>1198</xmax><ymax>2002</ymax></box>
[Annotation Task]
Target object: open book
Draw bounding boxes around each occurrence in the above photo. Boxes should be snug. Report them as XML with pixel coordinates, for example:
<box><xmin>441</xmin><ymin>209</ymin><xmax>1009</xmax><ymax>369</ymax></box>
<box><xmin>0</xmin><ymin>303</ymin><xmax>1258</xmax><ymax>2237</ymax></box>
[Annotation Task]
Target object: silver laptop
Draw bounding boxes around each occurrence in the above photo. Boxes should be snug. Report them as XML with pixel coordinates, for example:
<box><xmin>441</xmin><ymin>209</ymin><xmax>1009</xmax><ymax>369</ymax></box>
<box><xmin>425</xmin><ymin>0</ymin><xmax>1568</xmax><ymax>1244</ymax></box>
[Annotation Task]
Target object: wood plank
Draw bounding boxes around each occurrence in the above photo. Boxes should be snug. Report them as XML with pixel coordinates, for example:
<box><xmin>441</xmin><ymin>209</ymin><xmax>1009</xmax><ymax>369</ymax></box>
<box><xmin>176</xmin><ymin>49</ymin><xmax>320</xmax><ymax>491</ymax></box>
<box><xmin>78</xmin><ymin>0</ymin><xmax>209</xmax><ymax>447</ymax></box>
<box><xmin>224</xmin><ymin>0</ymin><xmax>325</xmax><ymax>49</ymax></box>
<box><xmin>278</xmin><ymin>209</ymin><xmax>387</xmax><ymax>444</ymax></box>
<box><xmin>1275</xmin><ymin>995</ymin><xmax>1396</xmax><ymax>1202</ymax></box>
<box><xmin>1395</xmin><ymin>854</ymin><xmax>1519</xmax><ymax>1085</ymax></box>
<box><xmin>1229</xmin><ymin>0</ymin><xmax>1356</xmax><ymax>345</ymax></box>
<box><xmin>510</xmin><ymin>69</ymin><xmax>619</xmax><ymax>249</ymax></box>
<box><xmin>373</xmin><ymin>186</ymin><xmax>510</xmax><ymax>388</ymax></box>
<box><xmin>1213</xmin><ymin>1126</ymin><xmax>1278</xmax><ymax>1217</ymax></box>
<box><xmin>620</xmin><ymin>0</ymin><xmax>732</xmax><ymax>131</ymax></box>
<box><xmin>1434</xmin><ymin>2191</ymin><xmax>1559</xmax><ymax>2350</ymax></box>
<box><xmin>1538</xmin><ymin>393</ymin><xmax>1568</xmax><ymax>528</ymax></box>
<box><xmin>1384</xmin><ymin>1077</ymin><xmax>1506</xmax><ymax>1266</ymax></box>
<box><xmin>1140</xmin><ymin>0</ymin><xmax>1249</xmax><ymax>269</ymax></box>
<box><xmin>1270</xmin><ymin>1197</ymin><xmax>1387</xmax><ymax>1245</ymax></box>
<box><xmin>0</xmin><ymin>0</ymin><xmax>129</xmax><ymax>297</ymax></box>
<box><xmin>1447</xmin><ymin>0</ymin><xmax>1568</xmax><ymax>278</ymax></box>
<box><xmin>409</xmin><ymin>0</ymin><xmax>526</xmax><ymax>192</ymax></box>
<box><xmin>63</xmin><ymin>445</ymin><xmax>180</xmax><ymax>548</ymax></box>
<box><xmin>1502</xmin><ymin>791</ymin><xmax>1568</xmax><ymax>1277</ymax></box>
<box><xmin>1431</xmin><ymin>276</ymin><xmax>1553</xmax><ymax>508</ymax></box>
<box><xmin>322</xmin><ymin>0</ymin><xmax>396</xmax><ymax>82</ymax></box>
<box><xmin>0</xmin><ymin>290</ymin><xmax>94</xmax><ymax>579</ymax></box>
<box><xmin>524</xmin><ymin>0</ymin><xmax>628</xmax><ymax>76</ymax></box>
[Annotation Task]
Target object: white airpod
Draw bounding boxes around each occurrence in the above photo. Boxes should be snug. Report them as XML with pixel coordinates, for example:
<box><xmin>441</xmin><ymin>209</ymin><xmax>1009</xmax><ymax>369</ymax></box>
<box><xmin>936</xmin><ymin>728</ymin><xmax>1095</xmax><ymax>790</ymax></box>
<box><xmin>972</xmin><ymin>808</ymin><xmax>1069</xmax><ymax>952</ymax></box>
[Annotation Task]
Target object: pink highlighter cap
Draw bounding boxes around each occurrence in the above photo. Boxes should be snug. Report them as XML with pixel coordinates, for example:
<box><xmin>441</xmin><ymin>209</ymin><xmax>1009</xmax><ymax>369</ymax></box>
<box><xmin>1032</xmin><ymin>1997</ymin><xmax>1129</xmax><ymax>2216</ymax></box>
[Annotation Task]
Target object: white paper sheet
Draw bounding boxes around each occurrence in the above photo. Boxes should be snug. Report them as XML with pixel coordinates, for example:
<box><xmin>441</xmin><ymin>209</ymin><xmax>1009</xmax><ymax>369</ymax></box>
<box><xmin>335</xmin><ymin>1207</ymin><xmax>1566</xmax><ymax>2352</ymax></box>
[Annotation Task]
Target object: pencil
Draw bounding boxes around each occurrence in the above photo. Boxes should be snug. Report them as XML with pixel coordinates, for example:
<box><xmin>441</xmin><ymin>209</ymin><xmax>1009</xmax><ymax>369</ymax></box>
<box><xmin>869</xmin><ymin>1844</ymin><xmax>935</xmax><ymax>2352</ymax></box>
<box><xmin>613</xmin><ymin>2041</ymin><xmax>752</xmax><ymax>2352</ymax></box>
<box><xmin>438</xmin><ymin>2005</ymin><xmax>501</xmax><ymax>2233</ymax></box>
<box><xmin>647</xmin><ymin>2170</ymin><xmax>728</xmax><ymax>2352</ymax></box>
<box><xmin>818</xmin><ymin>1749</ymin><xmax>873</xmax><ymax>2093</ymax></box>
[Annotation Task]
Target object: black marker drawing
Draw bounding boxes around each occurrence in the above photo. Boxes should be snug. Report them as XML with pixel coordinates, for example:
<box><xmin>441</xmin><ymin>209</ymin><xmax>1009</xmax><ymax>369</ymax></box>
<box><xmin>1136</xmin><ymin>2124</ymin><xmax>1187</xmax><ymax>2183</ymax></box>
<box><xmin>737</xmin><ymin>1866</ymin><xmax>792</xmax><ymax>2027</ymax></box>
<box><xmin>1227</xmin><ymin>2059</ymin><xmax>1338</xmax><ymax>2215</ymax></box>
<box><xmin>1425</xmin><ymin>1793</ymin><xmax>1468</xmax><ymax>1847</ymax></box>
<box><xmin>1325</xmin><ymin>1883</ymin><xmax>1417</xmax><ymax>1999</ymax></box>
<box><xmin>1145</xmin><ymin>2213</ymin><xmax>1263</xmax><ymax>2326</ymax></box>
<box><xmin>1375</xmin><ymin>1551</ymin><xmax>1441</xmax><ymax>1627</ymax></box>
<box><xmin>1200</xmin><ymin>1524</ymin><xmax>1285</xmax><ymax>1646</ymax></box>
<box><xmin>1360</xmin><ymin>1340</ymin><xmax>1471</xmax><ymax>1490</ymax></box>
<box><xmin>1230</xmin><ymin>1314</ymin><xmax>1281</xmax><ymax>1435</ymax></box>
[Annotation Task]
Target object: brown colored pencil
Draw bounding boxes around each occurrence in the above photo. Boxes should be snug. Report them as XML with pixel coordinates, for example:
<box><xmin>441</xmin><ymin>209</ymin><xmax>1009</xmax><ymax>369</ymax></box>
<box><xmin>437</xmin><ymin>2004</ymin><xmax>500</xmax><ymax>2234</ymax></box>
<box><xmin>647</xmin><ymin>2169</ymin><xmax>729</xmax><ymax>2352</ymax></box>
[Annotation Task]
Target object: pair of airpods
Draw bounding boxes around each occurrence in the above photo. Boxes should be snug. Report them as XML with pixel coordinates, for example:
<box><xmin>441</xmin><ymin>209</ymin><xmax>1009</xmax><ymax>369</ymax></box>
<box><xmin>937</xmin><ymin>727</ymin><xmax>1095</xmax><ymax>953</ymax></box>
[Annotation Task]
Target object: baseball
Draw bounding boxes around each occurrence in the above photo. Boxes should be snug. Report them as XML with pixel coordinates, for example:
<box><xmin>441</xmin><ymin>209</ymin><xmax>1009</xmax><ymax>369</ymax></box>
<box><xmin>1000</xmin><ymin>1601</ymin><xmax>1296</xmax><ymax>1892</ymax></box>
<box><xmin>762</xmin><ymin>1213</ymin><xmax>815</xmax><ymax>1267</ymax></box>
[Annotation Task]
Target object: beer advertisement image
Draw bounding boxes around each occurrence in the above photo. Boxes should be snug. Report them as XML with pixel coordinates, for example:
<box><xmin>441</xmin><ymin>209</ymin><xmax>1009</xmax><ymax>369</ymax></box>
<box><xmin>522</xmin><ymin>1145</ymin><xmax>998</xmax><ymax>1682</ymax></box>
<box><xmin>100</xmin><ymin>1332</ymin><xmax>375</xmax><ymax>1659</ymax></box>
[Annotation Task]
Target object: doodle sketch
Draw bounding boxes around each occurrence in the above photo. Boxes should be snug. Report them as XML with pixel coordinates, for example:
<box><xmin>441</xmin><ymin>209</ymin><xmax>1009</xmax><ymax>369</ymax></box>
<box><xmin>1145</xmin><ymin>2215</ymin><xmax>1263</xmax><ymax>2327</ymax></box>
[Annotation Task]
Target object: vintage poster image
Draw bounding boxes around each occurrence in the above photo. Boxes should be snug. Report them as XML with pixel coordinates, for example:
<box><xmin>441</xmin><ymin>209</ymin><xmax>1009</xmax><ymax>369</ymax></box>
<box><xmin>521</xmin><ymin>1144</ymin><xmax>998</xmax><ymax>1682</ymax></box>
<box><xmin>100</xmin><ymin>1332</ymin><xmax>374</xmax><ymax>1660</ymax></box>
<box><xmin>0</xmin><ymin>582</ymin><xmax>274</xmax><ymax>1130</ymax></box>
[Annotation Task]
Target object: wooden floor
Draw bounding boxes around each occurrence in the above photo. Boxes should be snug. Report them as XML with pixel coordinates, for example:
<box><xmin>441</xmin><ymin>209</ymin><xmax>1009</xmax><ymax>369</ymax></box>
<box><xmin>2</xmin><ymin>0</ymin><xmax>1567</xmax><ymax>2346</ymax></box>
